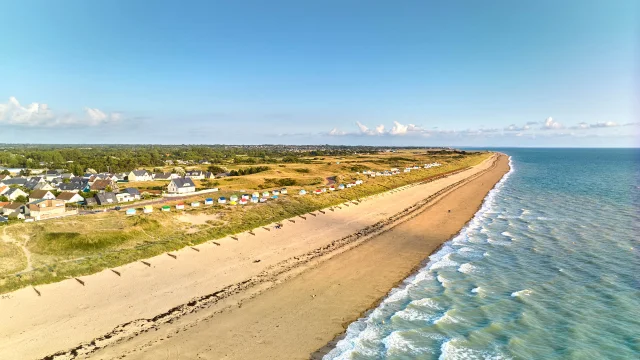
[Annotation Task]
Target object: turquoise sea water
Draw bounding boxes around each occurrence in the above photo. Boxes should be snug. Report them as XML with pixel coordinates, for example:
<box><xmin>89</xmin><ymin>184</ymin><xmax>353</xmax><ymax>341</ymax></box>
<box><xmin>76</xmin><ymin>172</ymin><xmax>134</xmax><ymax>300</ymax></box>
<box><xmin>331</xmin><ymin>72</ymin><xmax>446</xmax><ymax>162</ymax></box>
<box><xmin>325</xmin><ymin>149</ymin><xmax>640</xmax><ymax>360</ymax></box>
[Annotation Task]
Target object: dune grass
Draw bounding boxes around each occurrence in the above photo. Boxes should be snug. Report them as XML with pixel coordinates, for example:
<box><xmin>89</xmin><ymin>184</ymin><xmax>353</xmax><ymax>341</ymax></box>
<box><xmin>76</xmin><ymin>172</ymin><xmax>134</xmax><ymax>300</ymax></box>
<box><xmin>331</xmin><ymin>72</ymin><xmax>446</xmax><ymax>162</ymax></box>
<box><xmin>0</xmin><ymin>151</ymin><xmax>490</xmax><ymax>294</ymax></box>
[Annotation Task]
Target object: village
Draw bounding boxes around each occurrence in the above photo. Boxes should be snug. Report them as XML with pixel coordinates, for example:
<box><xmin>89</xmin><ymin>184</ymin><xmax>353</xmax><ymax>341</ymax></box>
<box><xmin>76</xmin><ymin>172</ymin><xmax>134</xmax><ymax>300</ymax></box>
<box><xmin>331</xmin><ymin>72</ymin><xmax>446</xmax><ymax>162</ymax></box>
<box><xmin>0</xmin><ymin>162</ymin><xmax>442</xmax><ymax>223</ymax></box>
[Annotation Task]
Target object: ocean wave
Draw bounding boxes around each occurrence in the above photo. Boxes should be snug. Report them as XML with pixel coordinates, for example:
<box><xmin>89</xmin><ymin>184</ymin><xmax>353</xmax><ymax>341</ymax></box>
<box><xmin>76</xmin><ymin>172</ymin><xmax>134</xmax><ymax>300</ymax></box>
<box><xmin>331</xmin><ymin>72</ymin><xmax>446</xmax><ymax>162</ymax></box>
<box><xmin>439</xmin><ymin>340</ymin><xmax>511</xmax><ymax>360</ymax></box>
<box><xmin>458</xmin><ymin>263</ymin><xmax>478</xmax><ymax>274</ymax></box>
<box><xmin>411</xmin><ymin>297</ymin><xmax>443</xmax><ymax>310</ymax></box>
<box><xmin>511</xmin><ymin>289</ymin><xmax>532</xmax><ymax>297</ymax></box>
<box><xmin>471</xmin><ymin>287</ymin><xmax>480</xmax><ymax>293</ymax></box>
<box><xmin>487</xmin><ymin>239</ymin><xmax>512</xmax><ymax>246</ymax></box>
<box><xmin>430</xmin><ymin>252</ymin><xmax>459</xmax><ymax>270</ymax></box>
<box><xmin>434</xmin><ymin>311</ymin><xmax>461</xmax><ymax>324</ymax></box>
<box><xmin>393</xmin><ymin>307</ymin><xmax>439</xmax><ymax>322</ymax></box>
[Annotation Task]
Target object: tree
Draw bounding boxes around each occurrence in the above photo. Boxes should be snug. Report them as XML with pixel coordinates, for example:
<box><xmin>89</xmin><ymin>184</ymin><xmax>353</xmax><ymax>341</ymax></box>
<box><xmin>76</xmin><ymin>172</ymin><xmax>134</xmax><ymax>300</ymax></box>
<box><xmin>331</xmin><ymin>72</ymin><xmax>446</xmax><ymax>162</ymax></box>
<box><xmin>0</xmin><ymin>170</ymin><xmax>9</xmax><ymax>176</ymax></box>
<box><xmin>15</xmin><ymin>195</ymin><xmax>27</xmax><ymax>203</ymax></box>
<box><xmin>105</xmin><ymin>185</ymin><xmax>113</xmax><ymax>193</ymax></box>
<box><xmin>207</xmin><ymin>165</ymin><xmax>226</xmax><ymax>174</ymax></box>
<box><xmin>0</xmin><ymin>195</ymin><xmax>8</xmax><ymax>202</ymax></box>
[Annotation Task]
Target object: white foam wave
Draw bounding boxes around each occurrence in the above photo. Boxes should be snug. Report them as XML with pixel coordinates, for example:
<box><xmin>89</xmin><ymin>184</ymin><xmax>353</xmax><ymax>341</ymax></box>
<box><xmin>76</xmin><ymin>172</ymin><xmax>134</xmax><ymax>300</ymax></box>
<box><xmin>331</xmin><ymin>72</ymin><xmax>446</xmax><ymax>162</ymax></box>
<box><xmin>411</xmin><ymin>297</ymin><xmax>443</xmax><ymax>310</ymax></box>
<box><xmin>430</xmin><ymin>252</ymin><xmax>459</xmax><ymax>270</ymax></box>
<box><xmin>511</xmin><ymin>289</ymin><xmax>532</xmax><ymax>297</ymax></box>
<box><xmin>393</xmin><ymin>307</ymin><xmax>438</xmax><ymax>322</ymax></box>
<box><xmin>439</xmin><ymin>340</ymin><xmax>511</xmax><ymax>360</ymax></box>
<box><xmin>434</xmin><ymin>311</ymin><xmax>460</xmax><ymax>325</ymax></box>
<box><xmin>471</xmin><ymin>287</ymin><xmax>480</xmax><ymax>293</ymax></box>
<box><xmin>458</xmin><ymin>263</ymin><xmax>478</xmax><ymax>274</ymax></box>
<box><xmin>487</xmin><ymin>239</ymin><xmax>512</xmax><ymax>246</ymax></box>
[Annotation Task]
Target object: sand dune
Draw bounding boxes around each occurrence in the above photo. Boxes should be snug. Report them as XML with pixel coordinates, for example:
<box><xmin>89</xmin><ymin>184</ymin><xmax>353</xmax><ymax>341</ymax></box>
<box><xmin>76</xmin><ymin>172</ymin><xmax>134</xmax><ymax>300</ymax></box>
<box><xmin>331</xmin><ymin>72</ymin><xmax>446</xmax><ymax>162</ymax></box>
<box><xmin>0</xmin><ymin>154</ymin><xmax>506</xmax><ymax>360</ymax></box>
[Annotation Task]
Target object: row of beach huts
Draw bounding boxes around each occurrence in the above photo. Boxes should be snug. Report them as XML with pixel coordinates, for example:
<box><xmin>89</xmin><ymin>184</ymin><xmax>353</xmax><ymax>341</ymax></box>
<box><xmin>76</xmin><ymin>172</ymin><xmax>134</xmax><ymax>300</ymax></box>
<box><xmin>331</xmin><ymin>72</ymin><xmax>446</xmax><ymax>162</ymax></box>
<box><xmin>360</xmin><ymin>162</ymin><xmax>442</xmax><ymax>178</ymax></box>
<box><xmin>125</xmin><ymin>179</ymin><xmax>368</xmax><ymax>216</ymax></box>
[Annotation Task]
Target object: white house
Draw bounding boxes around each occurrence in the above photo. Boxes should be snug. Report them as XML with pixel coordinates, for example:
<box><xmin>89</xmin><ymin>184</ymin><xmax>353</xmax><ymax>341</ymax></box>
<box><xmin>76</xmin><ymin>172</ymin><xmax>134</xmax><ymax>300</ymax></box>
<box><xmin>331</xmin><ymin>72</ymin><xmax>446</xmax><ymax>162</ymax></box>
<box><xmin>184</xmin><ymin>170</ymin><xmax>205</xmax><ymax>180</ymax></box>
<box><xmin>56</xmin><ymin>191</ymin><xmax>84</xmax><ymax>204</ymax></box>
<box><xmin>4</xmin><ymin>188</ymin><xmax>28</xmax><ymax>201</ymax></box>
<box><xmin>167</xmin><ymin>177</ymin><xmax>196</xmax><ymax>194</ymax></box>
<box><xmin>29</xmin><ymin>190</ymin><xmax>56</xmax><ymax>202</ymax></box>
<box><xmin>127</xmin><ymin>170</ymin><xmax>152</xmax><ymax>182</ymax></box>
<box><xmin>116</xmin><ymin>193</ymin><xmax>135</xmax><ymax>202</ymax></box>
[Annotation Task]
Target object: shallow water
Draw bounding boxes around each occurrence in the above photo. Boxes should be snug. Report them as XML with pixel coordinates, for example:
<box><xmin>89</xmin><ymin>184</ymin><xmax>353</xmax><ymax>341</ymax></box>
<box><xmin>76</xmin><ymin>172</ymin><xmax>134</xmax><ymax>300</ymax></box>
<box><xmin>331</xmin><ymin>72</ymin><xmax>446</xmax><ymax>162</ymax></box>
<box><xmin>325</xmin><ymin>149</ymin><xmax>640</xmax><ymax>360</ymax></box>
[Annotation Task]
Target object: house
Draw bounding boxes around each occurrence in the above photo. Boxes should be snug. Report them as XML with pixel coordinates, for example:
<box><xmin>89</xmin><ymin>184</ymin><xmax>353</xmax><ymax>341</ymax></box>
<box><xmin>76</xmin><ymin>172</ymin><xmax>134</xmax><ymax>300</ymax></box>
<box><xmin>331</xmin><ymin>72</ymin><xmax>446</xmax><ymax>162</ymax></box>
<box><xmin>44</xmin><ymin>170</ymin><xmax>62</xmax><ymax>181</ymax></box>
<box><xmin>27</xmin><ymin>199</ymin><xmax>66</xmax><ymax>220</ymax></box>
<box><xmin>1</xmin><ymin>178</ymin><xmax>27</xmax><ymax>187</ymax></box>
<box><xmin>204</xmin><ymin>172</ymin><xmax>215</xmax><ymax>180</ymax></box>
<box><xmin>0</xmin><ymin>185</ymin><xmax>8</xmax><ymax>195</ymax></box>
<box><xmin>185</xmin><ymin>170</ymin><xmax>204</xmax><ymax>180</ymax></box>
<box><xmin>215</xmin><ymin>172</ymin><xmax>230</xmax><ymax>178</ymax></box>
<box><xmin>122</xmin><ymin>188</ymin><xmax>141</xmax><ymax>200</ymax></box>
<box><xmin>5</xmin><ymin>188</ymin><xmax>28</xmax><ymax>201</ymax></box>
<box><xmin>56</xmin><ymin>191</ymin><xmax>85</xmax><ymax>204</ymax></box>
<box><xmin>127</xmin><ymin>170</ymin><xmax>152</xmax><ymax>182</ymax></box>
<box><xmin>0</xmin><ymin>174</ymin><xmax>11</xmax><ymax>181</ymax></box>
<box><xmin>24</xmin><ymin>177</ymin><xmax>46</xmax><ymax>190</ymax></box>
<box><xmin>116</xmin><ymin>193</ymin><xmax>134</xmax><ymax>203</ymax></box>
<box><xmin>1</xmin><ymin>202</ymin><xmax>27</xmax><ymax>219</ymax></box>
<box><xmin>33</xmin><ymin>182</ymin><xmax>56</xmax><ymax>191</ymax></box>
<box><xmin>84</xmin><ymin>197</ymin><xmax>98</xmax><ymax>207</ymax></box>
<box><xmin>167</xmin><ymin>178</ymin><xmax>196</xmax><ymax>194</ymax></box>
<box><xmin>29</xmin><ymin>190</ymin><xmax>56</xmax><ymax>202</ymax></box>
<box><xmin>90</xmin><ymin>179</ymin><xmax>119</xmax><ymax>192</ymax></box>
<box><xmin>95</xmin><ymin>192</ymin><xmax>118</xmax><ymax>205</ymax></box>
<box><xmin>152</xmin><ymin>172</ymin><xmax>175</xmax><ymax>181</ymax></box>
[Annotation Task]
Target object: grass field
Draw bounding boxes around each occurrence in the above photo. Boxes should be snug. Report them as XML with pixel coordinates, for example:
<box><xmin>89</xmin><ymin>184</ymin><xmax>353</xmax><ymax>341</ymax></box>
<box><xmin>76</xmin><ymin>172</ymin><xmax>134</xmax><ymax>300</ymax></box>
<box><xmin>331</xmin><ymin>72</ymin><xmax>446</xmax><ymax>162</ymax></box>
<box><xmin>0</xmin><ymin>150</ymin><xmax>490</xmax><ymax>294</ymax></box>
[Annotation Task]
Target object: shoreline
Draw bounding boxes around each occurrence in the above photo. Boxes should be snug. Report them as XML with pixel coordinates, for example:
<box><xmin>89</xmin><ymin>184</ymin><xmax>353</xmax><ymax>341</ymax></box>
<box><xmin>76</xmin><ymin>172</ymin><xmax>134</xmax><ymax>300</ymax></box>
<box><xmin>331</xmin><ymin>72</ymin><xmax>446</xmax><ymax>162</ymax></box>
<box><xmin>0</xmin><ymin>153</ymin><xmax>506</xmax><ymax>360</ymax></box>
<box><xmin>86</xmin><ymin>154</ymin><xmax>510</xmax><ymax>360</ymax></box>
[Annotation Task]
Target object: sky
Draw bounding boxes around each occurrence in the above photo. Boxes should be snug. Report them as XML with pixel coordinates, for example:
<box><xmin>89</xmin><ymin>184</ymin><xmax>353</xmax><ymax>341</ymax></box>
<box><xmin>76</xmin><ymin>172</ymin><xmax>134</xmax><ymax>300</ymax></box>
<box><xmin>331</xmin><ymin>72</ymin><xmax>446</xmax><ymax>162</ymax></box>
<box><xmin>0</xmin><ymin>0</ymin><xmax>638</xmax><ymax>147</ymax></box>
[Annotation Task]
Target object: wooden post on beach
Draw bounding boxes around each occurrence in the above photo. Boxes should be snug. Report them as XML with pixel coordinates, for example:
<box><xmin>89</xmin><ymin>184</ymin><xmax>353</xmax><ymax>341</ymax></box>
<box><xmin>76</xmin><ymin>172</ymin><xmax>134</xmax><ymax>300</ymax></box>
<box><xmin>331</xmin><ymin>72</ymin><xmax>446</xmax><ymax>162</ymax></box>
<box><xmin>167</xmin><ymin>253</ymin><xmax>177</xmax><ymax>259</ymax></box>
<box><xmin>141</xmin><ymin>261</ymin><xmax>151</xmax><ymax>267</ymax></box>
<box><xmin>212</xmin><ymin>241</ymin><xmax>221</xmax><ymax>246</ymax></box>
<box><xmin>263</xmin><ymin>227</ymin><xmax>271</xmax><ymax>231</ymax></box>
<box><xmin>75</xmin><ymin>278</ymin><xmax>85</xmax><ymax>286</ymax></box>
<box><xmin>319</xmin><ymin>210</ymin><xmax>325</xmax><ymax>214</ymax></box>
<box><xmin>344</xmin><ymin>203</ymin><xmax>350</xmax><ymax>207</ymax></box>
<box><xmin>190</xmin><ymin>246</ymin><xmax>200</xmax><ymax>252</ymax></box>
<box><xmin>231</xmin><ymin>236</ymin><xmax>239</xmax><ymax>240</ymax></box>
<box><xmin>248</xmin><ymin>231</ymin><xmax>256</xmax><ymax>236</ymax></box>
<box><xmin>111</xmin><ymin>269</ymin><xmax>121</xmax><ymax>276</ymax></box>
<box><xmin>329</xmin><ymin>208</ymin><xmax>334</xmax><ymax>211</ymax></box>
<box><xmin>299</xmin><ymin>215</ymin><xmax>306</xmax><ymax>220</ymax></box>
<box><xmin>309</xmin><ymin>213</ymin><xmax>316</xmax><ymax>217</ymax></box>
<box><xmin>33</xmin><ymin>287</ymin><xmax>41</xmax><ymax>296</ymax></box>
<box><xmin>288</xmin><ymin>219</ymin><xmax>295</xmax><ymax>223</ymax></box>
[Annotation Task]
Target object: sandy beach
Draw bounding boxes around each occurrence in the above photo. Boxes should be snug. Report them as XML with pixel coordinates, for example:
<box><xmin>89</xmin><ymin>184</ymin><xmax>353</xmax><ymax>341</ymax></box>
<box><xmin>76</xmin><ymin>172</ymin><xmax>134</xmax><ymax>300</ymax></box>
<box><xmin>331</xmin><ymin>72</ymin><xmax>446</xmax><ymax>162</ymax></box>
<box><xmin>0</xmin><ymin>153</ymin><xmax>508</xmax><ymax>360</ymax></box>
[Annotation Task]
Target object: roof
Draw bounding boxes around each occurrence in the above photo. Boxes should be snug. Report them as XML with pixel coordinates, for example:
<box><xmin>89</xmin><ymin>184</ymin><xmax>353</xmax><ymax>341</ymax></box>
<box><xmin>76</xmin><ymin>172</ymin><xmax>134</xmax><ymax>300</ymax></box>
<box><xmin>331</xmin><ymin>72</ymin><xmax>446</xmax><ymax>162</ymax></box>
<box><xmin>186</xmin><ymin>170</ymin><xmax>203</xmax><ymax>175</ymax></box>
<box><xmin>2</xmin><ymin>178</ymin><xmax>27</xmax><ymax>185</ymax></box>
<box><xmin>171</xmin><ymin>178</ymin><xmax>196</xmax><ymax>188</ymax></box>
<box><xmin>29</xmin><ymin>190</ymin><xmax>53</xmax><ymax>199</ymax></box>
<box><xmin>91</xmin><ymin>179</ymin><xmax>113</xmax><ymax>190</ymax></box>
<box><xmin>131</xmin><ymin>170</ymin><xmax>149</xmax><ymax>176</ymax></box>
<box><xmin>56</xmin><ymin>192</ymin><xmax>80</xmax><ymax>201</ymax></box>
<box><xmin>5</xmin><ymin>188</ymin><xmax>25</xmax><ymax>196</ymax></box>
<box><xmin>153</xmin><ymin>172</ymin><xmax>173</xmax><ymax>179</ymax></box>
<box><xmin>4</xmin><ymin>202</ymin><xmax>24</xmax><ymax>210</ymax></box>
<box><xmin>95</xmin><ymin>192</ymin><xmax>118</xmax><ymax>205</ymax></box>
<box><xmin>59</xmin><ymin>182</ymin><xmax>85</xmax><ymax>191</ymax></box>
<box><xmin>123</xmin><ymin>187</ymin><xmax>140</xmax><ymax>196</ymax></box>
<box><xmin>0</xmin><ymin>202</ymin><xmax>10</xmax><ymax>208</ymax></box>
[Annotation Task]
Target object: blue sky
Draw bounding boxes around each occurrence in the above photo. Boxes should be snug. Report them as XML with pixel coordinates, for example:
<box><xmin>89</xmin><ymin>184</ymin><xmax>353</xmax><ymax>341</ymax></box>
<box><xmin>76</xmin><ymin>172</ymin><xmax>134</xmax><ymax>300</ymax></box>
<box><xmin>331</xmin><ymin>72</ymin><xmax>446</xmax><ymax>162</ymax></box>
<box><xmin>1</xmin><ymin>0</ymin><xmax>638</xmax><ymax>146</ymax></box>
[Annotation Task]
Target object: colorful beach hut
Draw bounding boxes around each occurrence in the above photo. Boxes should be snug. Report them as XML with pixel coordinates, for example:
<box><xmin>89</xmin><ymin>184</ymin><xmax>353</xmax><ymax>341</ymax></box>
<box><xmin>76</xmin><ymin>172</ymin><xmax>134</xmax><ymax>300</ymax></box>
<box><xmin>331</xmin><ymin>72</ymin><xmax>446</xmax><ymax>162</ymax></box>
<box><xmin>143</xmin><ymin>205</ymin><xmax>153</xmax><ymax>214</ymax></box>
<box><xmin>161</xmin><ymin>205</ymin><xmax>170</xmax><ymax>212</ymax></box>
<box><xmin>191</xmin><ymin>201</ymin><xmax>200</xmax><ymax>207</ymax></box>
<box><xmin>299</xmin><ymin>189</ymin><xmax>307</xmax><ymax>195</ymax></box>
<box><xmin>314</xmin><ymin>189</ymin><xmax>322</xmax><ymax>195</ymax></box>
<box><xmin>262</xmin><ymin>191</ymin><xmax>270</xmax><ymax>197</ymax></box>
<box><xmin>329</xmin><ymin>185</ymin><xmax>335</xmax><ymax>191</ymax></box>
<box><xmin>239</xmin><ymin>198</ymin><xmax>248</xmax><ymax>205</ymax></box>
<box><xmin>259</xmin><ymin>197</ymin><xmax>267</xmax><ymax>203</ymax></box>
<box><xmin>176</xmin><ymin>203</ymin><xmax>185</xmax><ymax>210</ymax></box>
<box><xmin>250</xmin><ymin>196</ymin><xmax>259</xmax><ymax>203</ymax></box>
<box><xmin>230</xmin><ymin>195</ymin><xmax>238</xmax><ymax>202</ymax></box>
<box><xmin>125</xmin><ymin>209</ymin><xmax>136</xmax><ymax>216</ymax></box>
<box><xmin>338</xmin><ymin>184</ymin><xmax>345</xmax><ymax>190</ymax></box>
<box><xmin>280</xmin><ymin>188</ymin><xmax>288</xmax><ymax>194</ymax></box>
<box><xmin>218</xmin><ymin>197</ymin><xmax>227</xmax><ymax>204</ymax></box>
<box><xmin>272</xmin><ymin>190</ymin><xmax>280</xmax><ymax>196</ymax></box>
<box><xmin>252</xmin><ymin>192</ymin><xmax>260</xmax><ymax>198</ymax></box>
<box><xmin>241</xmin><ymin>194</ymin><xmax>250</xmax><ymax>200</ymax></box>
<box><xmin>204</xmin><ymin>198</ymin><xmax>214</xmax><ymax>205</ymax></box>
<box><xmin>230</xmin><ymin>200</ymin><xmax>237</xmax><ymax>205</ymax></box>
<box><xmin>271</xmin><ymin>195</ymin><xmax>278</xmax><ymax>200</ymax></box>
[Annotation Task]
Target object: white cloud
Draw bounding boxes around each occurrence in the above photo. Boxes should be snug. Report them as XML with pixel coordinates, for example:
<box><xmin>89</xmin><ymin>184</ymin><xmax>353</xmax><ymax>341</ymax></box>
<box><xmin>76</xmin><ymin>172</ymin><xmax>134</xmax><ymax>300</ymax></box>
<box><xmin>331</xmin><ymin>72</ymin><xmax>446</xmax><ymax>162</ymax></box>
<box><xmin>0</xmin><ymin>96</ymin><xmax>123</xmax><ymax>127</ymax></box>
<box><xmin>390</xmin><ymin>121</ymin><xmax>409</xmax><ymax>135</ymax></box>
<box><xmin>542</xmin><ymin>117</ymin><xmax>562</xmax><ymax>130</ymax></box>
<box><xmin>504</xmin><ymin>124</ymin><xmax>531</xmax><ymax>132</ymax></box>
<box><xmin>328</xmin><ymin>127</ymin><xmax>346</xmax><ymax>136</ymax></box>
<box><xmin>375</xmin><ymin>124</ymin><xmax>385</xmax><ymax>134</ymax></box>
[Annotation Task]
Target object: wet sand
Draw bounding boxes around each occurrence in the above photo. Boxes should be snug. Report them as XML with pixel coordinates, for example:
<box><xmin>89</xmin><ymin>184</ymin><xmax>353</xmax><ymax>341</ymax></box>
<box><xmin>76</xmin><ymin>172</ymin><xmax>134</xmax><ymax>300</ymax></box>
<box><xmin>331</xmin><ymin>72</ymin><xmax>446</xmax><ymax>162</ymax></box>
<box><xmin>0</xmin><ymin>154</ymin><xmax>508</xmax><ymax>360</ymax></box>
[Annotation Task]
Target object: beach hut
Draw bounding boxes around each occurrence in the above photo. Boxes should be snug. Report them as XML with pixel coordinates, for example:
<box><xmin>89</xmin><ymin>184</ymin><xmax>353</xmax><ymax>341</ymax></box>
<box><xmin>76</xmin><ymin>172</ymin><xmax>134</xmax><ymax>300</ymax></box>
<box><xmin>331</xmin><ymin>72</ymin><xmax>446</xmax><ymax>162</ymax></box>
<box><xmin>356</xmin><ymin>180</ymin><xmax>363</xmax><ymax>185</ymax></box>
<box><xmin>259</xmin><ymin>197</ymin><xmax>268</xmax><ymax>203</ymax></box>
<box><xmin>239</xmin><ymin>198</ymin><xmax>248</xmax><ymax>205</ymax></box>
<box><xmin>299</xmin><ymin>189</ymin><xmax>307</xmax><ymax>195</ymax></box>
<box><xmin>404</xmin><ymin>168</ymin><xmax>411</xmax><ymax>173</ymax></box>
<box><xmin>191</xmin><ymin>201</ymin><xmax>200</xmax><ymax>208</ymax></box>
<box><xmin>370</xmin><ymin>173</ymin><xmax>376</xmax><ymax>178</ymax></box>
<box><xmin>218</xmin><ymin>197</ymin><xmax>227</xmax><ymax>204</ymax></box>
<box><xmin>161</xmin><ymin>205</ymin><xmax>170</xmax><ymax>212</ymax></box>
<box><xmin>329</xmin><ymin>185</ymin><xmax>335</xmax><ymax>191</ymax></box>
<box><xmin>338</xmin><ymin>184</ymin><xmax>345</xmax><ymax>190</ymax></box>
<box><xmin>321</xmin><ymin>188</ymin><xmax>327</xmax><ymax>192</ymax></box>
<box><xmin>272</xmin><ymin>190</ymin><xmax>280</xmax><ymax>196</ymax></box>
<box><xmin>230</xmin><ymin>195</ymin><xmax>238</xmax><ymax>202</ymax></box>
<box><xmin>314</xmin><ymin>189</ymin><xmax>322</xmax><ymax>195</ymax></box>
<box><xmin>143</xmin><ymin>205</ymin><xmax>153</xmax><ymax>214</ymax></box>
<box><xmin>204</xmin><ymin>198</ymin><xmax>214</xmax><ymax>205</ymax></box>
<box><xmin>250</xmin><ymin>196</ymin><xmax>259</xmax><ymax>203</ymax></box>
<box><xmin>271</xmin><ymin>195</ymin><xmax>278</xmax><ymax>200</ymax></box>
<box><xmin>230</xmin><ymin>200</ymin><xmax>237</xmax><ymax>205</ymax></box>
<box><xmin>252</xmin><ymin>192</ymin><xmax>260</xmax><ymax>198</ymax></box>
<box><xmin>176</xmin><ymin>203</ymin><xmax>185</xmax><ymax>210</ymax></box>
<box><xmin>262</xmin><ymin>191</ymin><xmax>270</xmax><ymax>197</ymax></box>
<box><xmin>280</xmin><ymin>188</ymin><xmax>288</xmax><ymax>194</ymax></box>
<box><xmin>241</xmin><ymin>194</ymin><xmax>250</xmax><ymax>200</ymax></box>
<box><xmin>125</xmin><ymin>208</ymin><xmax>136</xmax><ymax>216</ymax></box>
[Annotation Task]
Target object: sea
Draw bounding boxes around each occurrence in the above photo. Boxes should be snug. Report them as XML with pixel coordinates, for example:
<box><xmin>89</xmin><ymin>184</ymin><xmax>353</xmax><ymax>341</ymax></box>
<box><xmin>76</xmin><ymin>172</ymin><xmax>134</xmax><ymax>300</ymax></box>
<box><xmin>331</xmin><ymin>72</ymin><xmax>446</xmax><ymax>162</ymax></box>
<box><xmin>324</xmin><ymin>148</ymin><xmax>640</xmax><ymax>360</ymax></box>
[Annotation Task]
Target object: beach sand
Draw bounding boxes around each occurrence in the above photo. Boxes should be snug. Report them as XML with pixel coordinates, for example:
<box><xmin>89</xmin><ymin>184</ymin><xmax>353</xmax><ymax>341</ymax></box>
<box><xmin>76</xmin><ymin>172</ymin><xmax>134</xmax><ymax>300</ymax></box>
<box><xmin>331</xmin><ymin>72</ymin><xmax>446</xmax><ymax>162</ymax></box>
<box><xmin>0</xmin><ymin>153</ymin><xmax>508</xmax><ymax>360</ymax></box>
